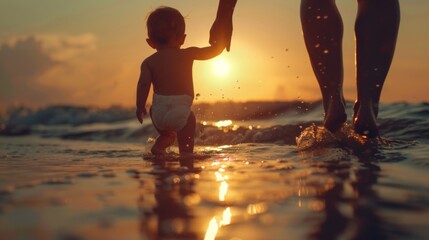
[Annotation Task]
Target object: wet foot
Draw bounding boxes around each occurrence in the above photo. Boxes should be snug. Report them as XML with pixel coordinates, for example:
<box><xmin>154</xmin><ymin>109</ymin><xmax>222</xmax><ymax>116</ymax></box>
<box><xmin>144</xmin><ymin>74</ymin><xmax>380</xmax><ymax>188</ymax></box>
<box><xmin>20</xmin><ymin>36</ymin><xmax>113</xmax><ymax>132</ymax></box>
<box><xmin>353</xmin><ymin>103</ymin><xmax>379</xmax><ymax>138</ymax></box>
<box><xmin>353</xmin><ymin>100</ymin><xmax>379</xmax><ymax>120</ymax></box>
<box><xmin>324</xmin><ymin>96</ymin><xmax>347</xmax><ymax>133</ymax></box>
<box><xmin>151</xmin><ymin>134</ymin><xmax>176</xmax><ymax>155</ymax></box>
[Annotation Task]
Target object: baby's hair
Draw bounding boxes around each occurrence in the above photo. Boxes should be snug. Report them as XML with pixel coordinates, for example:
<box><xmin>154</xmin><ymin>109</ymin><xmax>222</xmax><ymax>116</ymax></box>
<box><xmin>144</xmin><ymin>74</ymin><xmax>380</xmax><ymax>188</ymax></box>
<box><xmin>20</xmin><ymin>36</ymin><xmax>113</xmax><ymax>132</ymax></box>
<box><xmin>146</xmin><ymin>6</ymin><xmax>186</xmax><ymax>45</ymax></box>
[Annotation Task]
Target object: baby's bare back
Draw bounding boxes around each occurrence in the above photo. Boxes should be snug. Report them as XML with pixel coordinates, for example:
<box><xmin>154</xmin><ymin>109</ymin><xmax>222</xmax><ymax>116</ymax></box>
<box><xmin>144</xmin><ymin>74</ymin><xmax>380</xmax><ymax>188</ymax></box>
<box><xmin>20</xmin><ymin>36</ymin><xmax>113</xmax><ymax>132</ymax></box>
<box><xmin>146</xmin><ymin>48</ymin><xmax>195</xmax><ymax>97</ymax></box>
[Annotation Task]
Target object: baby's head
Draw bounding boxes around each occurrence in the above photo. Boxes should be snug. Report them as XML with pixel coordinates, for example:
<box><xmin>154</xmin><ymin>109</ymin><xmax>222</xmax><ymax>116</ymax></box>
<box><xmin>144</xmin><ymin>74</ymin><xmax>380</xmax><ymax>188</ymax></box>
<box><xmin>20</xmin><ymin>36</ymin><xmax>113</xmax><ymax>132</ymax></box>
<box><xmin>146</xmin><ymin>7</ymin><xmax>186</xmax><ymax>47</ymax></box>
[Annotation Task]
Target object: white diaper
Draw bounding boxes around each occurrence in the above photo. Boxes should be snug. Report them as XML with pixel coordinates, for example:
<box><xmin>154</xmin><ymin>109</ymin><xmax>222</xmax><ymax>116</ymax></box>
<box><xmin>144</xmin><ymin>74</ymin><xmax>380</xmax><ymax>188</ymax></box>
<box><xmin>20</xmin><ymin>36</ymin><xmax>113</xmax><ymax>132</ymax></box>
<box><xmin>151</xmin><ymin>93</ymin><xmax>193</xmax><ymax>131</ymax></box>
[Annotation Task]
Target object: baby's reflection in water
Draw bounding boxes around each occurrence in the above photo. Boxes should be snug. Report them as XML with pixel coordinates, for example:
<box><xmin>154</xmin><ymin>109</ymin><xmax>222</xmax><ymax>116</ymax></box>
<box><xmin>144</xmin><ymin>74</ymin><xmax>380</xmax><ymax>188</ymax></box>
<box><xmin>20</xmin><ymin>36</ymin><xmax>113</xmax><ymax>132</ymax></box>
<box><xmin>138</xmin><ymin>158</ymin><xmax>201</xmax><ymax>240</ymax></box>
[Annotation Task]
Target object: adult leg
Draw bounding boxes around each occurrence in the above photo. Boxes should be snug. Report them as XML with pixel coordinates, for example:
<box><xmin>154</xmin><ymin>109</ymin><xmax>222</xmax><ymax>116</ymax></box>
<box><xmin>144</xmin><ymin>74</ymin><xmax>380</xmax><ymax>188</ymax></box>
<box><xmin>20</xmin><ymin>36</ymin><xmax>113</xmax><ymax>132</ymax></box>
<box><xmin>354</xmin><ymin>0</ymin><xmax>400</xmax><ymax>137</ymax></box>
<box><xmin>300</xmin><ymin>0</ymin><xmax>347</xmax><ymax>133</ymax></box>
<box><xmin>177</xmin><ymin>111</ymin><xmax>196</xmax><ymax>155</ymax></box>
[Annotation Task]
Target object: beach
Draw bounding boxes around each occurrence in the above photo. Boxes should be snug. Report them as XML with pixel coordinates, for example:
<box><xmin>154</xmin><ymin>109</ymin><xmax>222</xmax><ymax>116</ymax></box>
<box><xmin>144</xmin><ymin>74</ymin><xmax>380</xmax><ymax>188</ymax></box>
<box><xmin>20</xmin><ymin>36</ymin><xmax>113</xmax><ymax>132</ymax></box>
<box><xmin>1</xmin><ymin>101</ymin><xmax>429</xmax><ymax>239</ymax></box>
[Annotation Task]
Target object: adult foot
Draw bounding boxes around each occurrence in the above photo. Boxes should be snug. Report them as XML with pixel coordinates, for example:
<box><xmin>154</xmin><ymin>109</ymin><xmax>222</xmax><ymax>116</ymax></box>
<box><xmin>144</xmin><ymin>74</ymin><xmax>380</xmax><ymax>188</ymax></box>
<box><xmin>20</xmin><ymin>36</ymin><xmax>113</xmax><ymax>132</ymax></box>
<box><xmin>353</xmin><ymin>102</ymin><xmax>379</xmax><ymax>138</ymax></box>
<box><xmin>324</xmin><ymin>96</ymin><xmax>347</xmax><ymax>133</ymax></box>
<box><xmin>353</xmin><ymin>100</ymin><xmax>379</xmax><ymax>120</ymax></box>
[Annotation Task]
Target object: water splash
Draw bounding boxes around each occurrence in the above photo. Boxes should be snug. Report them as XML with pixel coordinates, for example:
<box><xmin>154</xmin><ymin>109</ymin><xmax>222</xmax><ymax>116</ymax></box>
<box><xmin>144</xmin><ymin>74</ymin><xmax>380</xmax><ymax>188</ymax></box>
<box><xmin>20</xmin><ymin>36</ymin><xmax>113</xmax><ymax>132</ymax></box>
<box><xmin>296</xmin><ymin>122</ymin><xmax>383</xmax><ymax>151</ymax></box>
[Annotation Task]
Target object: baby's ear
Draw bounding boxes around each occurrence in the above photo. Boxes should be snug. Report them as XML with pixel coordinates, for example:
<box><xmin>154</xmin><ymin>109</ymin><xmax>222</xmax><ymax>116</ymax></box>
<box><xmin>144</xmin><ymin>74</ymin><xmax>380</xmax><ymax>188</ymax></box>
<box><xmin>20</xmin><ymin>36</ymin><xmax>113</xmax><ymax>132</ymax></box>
<box><xmin>146</xmin><ymin>39</ymin><xmax>157</xmax><ymax>49</ymax></box>
<box><xmin>179</xmin><ymin>34</ymin><xmax>186</xmax><ymax>45</ymax></box>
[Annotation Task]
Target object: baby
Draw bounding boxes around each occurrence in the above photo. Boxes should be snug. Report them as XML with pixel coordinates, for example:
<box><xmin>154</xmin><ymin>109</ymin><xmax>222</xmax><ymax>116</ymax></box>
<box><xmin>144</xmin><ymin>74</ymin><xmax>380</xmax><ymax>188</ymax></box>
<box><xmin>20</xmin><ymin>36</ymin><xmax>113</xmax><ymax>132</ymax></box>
<box><xmin>136</xmin><ymin>6</ymin><xmax>229</xmax><ymax>157</ymax></box>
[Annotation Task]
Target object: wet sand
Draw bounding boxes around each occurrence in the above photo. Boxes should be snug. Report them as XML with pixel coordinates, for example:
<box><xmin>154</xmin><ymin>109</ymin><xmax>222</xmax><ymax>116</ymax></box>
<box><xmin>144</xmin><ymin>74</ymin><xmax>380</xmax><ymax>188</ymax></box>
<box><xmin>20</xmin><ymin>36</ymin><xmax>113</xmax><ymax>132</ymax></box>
<box><xmin>1</xmin><ymin>136</ymin><xmax>428</xmax><ymax>240</ymax></box>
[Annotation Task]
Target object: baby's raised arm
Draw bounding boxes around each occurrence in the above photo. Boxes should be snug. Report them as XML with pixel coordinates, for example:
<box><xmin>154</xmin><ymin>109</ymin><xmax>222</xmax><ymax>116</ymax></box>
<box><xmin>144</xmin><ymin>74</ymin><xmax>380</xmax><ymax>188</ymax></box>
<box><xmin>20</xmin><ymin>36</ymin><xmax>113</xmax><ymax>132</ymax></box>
<box><xmin>185</xmin><ymin>43</ymin><xmax>225</xmax><ymax>61</ymax></box>
<box><xmin>184</xmin><ymin>37</ymin><xmax>225</xmax><ymax>60</ymax></box>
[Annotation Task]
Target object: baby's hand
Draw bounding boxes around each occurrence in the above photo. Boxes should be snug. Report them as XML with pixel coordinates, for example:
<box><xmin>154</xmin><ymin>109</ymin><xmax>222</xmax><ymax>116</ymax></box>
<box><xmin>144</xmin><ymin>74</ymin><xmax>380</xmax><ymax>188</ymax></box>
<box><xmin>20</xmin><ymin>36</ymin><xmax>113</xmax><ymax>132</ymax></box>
<box><xmin>136</xmin><ymin>107</ymin><xmax>147</xmax><ymax>124</ymax></box>
<box><xmin>210</xmin><ymin>19</ymin><xmax>232</xmax><ymax>51</ymax></box>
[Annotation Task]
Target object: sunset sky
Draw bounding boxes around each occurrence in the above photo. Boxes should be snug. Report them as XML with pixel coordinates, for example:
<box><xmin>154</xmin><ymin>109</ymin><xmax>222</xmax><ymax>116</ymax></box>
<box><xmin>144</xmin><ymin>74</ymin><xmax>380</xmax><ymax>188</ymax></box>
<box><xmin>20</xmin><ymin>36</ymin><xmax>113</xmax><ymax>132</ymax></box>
<box><xmin>1</xmin><ymin>0</ymin><xmax>428</xmax><ymax>108</ymax></box>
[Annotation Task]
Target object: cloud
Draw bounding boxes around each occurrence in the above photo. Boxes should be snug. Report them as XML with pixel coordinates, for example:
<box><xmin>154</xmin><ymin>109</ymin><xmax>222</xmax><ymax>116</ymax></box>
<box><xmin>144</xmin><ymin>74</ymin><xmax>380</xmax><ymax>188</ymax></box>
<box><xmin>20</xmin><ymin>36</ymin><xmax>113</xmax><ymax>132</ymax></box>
<box><xmin>0</xmin><ymin>34</ymin><xmax>97</xmax><ymax>107</ymax></box>
<box><xmin>37</xmin><ymin>34</ymin><xmax>97</xmax><ymax>61</ymax></box>
<box><xmin>0</xmin><ymin>37</ymin><xmax>59</xmax><ymax>105</ymax></box>
<box><xmin>2</xmin><ymin>34</ymin><xmax>97</xmax><ymax>61</ymax></box>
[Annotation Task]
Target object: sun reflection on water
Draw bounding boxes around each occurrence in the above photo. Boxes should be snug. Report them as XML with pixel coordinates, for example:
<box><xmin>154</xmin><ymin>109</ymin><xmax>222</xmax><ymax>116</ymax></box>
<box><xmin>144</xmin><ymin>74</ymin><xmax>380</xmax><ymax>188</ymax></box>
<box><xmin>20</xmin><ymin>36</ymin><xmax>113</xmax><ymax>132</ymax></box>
<box><xmin>204</xmin><ymin>162</ymin><xmax>232</xmax><ymax>240</ymax></box>
<box><xmin>201</xmin><ymin>120</ymin><xmax>240</xmax><ymax>132</ymax></box>
<box><xmin>247</xmin><ymin>202</ymin><xmax>267</xmax><ymax>215</ymax></box>
<box><xmin>204</xmin><ymin>207</ymin><xmax>232</xmax><ymax>240</ymax></box>
<box><xmin>215</xmin><ymin>170</ymin><xmax>229</xmax><ymax>202</ymax></box>
<box><xmin>214</xmin><ymin>120</ymin><xmax>233</xmax><ymax>128</ymax></box>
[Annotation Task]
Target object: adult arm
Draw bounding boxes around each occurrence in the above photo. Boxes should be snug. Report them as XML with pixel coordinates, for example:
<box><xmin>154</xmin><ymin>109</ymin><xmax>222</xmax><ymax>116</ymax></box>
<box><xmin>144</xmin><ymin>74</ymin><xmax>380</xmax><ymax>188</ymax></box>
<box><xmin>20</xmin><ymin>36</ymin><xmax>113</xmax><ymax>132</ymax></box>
<box><xmin>209</xmin><ymin>0</ymin><xmax>237</xmax><ymax>51</ymax></box>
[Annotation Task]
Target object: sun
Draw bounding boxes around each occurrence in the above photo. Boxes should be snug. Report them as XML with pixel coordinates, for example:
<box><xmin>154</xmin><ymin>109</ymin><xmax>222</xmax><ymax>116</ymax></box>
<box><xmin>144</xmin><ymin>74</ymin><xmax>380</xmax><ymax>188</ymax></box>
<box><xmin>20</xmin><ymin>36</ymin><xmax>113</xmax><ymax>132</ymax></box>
<box><xmin>212</xmin><ymin>57</ymin><xmax>231</xmax><ymax>77</ymax></box>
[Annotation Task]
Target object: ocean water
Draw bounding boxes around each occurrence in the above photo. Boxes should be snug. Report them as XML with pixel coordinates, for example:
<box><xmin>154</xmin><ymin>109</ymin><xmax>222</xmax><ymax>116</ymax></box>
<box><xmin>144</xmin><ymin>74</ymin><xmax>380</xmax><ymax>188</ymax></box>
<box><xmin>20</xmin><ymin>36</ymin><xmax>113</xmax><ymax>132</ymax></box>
<box><xmin>0</xmin><ymin>101</ymin><xmax>428</xmax><ymax>239</ymax></box>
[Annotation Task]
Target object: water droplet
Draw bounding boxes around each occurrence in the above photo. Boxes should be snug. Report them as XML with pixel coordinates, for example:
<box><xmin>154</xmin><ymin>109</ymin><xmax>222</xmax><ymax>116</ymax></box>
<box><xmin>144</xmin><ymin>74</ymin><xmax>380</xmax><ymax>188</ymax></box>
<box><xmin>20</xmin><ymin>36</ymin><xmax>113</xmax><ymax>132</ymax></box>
<box><xmin>315</xmin><ymin>43</ymin><xmax>320</xmax><ymax>48</ymax></box>
<box><xmin>323</xmin><ymin>49</ymin><xmax>329</xmax><ymax>54</ymax></box>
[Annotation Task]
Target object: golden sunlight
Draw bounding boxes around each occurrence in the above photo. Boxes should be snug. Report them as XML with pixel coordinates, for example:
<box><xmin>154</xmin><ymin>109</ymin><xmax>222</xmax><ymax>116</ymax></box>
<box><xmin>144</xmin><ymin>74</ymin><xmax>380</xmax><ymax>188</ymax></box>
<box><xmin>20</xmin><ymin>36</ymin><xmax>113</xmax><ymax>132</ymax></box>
<box><xmin>204</xmin><ymin>208</ymin><xmax>232</xmax><ymax>240</ymax></box>
<box><xmin>212</xmin><ymin>57</ymin><xmax>231</xmax><ymax>77</ymax></box>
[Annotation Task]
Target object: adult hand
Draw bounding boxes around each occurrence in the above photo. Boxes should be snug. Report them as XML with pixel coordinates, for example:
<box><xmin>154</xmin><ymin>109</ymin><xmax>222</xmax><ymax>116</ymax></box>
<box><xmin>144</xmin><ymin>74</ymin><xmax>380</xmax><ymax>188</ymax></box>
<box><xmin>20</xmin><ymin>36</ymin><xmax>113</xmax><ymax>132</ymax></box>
<box><xmin>209</xmin><ymin>0</ymin><xmax>237</xmax><ymax>52</ymax></box>
<box><xmin>210</xmin><ymin>19</ymin><xmax>233</xmax><ymax>51</ymax></box>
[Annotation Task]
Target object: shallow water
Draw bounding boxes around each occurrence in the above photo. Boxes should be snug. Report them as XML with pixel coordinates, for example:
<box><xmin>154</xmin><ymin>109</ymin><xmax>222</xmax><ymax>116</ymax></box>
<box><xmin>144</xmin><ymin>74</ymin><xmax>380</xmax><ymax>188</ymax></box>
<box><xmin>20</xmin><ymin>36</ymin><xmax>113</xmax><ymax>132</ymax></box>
<box><xmin>1</xmin><ymin>101</ymin><xmax>429</xmax><ymax>239</ymax></box>
<box><xmin>1</xmin><ymin>134</ymin><xmax>428</xmax><ymax>240</ymax></box>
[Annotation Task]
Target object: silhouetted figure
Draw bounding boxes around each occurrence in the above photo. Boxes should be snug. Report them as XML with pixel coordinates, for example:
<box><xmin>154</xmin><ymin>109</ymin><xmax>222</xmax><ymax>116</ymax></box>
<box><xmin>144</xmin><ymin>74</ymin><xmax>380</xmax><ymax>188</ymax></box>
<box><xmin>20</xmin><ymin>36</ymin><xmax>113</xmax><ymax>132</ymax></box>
<box><xmin>300</xmin><ymin>0</ymin><xmax>400</xmax><ymax>137</ymax></box>
<box><xmin>136</xmin><ymin>7</ymin><xmax>229</xmax><ymax>156</ymax></box>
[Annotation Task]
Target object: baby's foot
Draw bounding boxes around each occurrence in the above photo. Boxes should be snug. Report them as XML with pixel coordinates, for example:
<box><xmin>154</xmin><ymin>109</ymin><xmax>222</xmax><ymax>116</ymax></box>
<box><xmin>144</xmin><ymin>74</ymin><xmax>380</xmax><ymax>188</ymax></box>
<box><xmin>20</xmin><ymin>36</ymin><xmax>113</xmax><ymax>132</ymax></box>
<box><xmin>324</xmin><ymin>96</ymin><xmax>347</xmax><ymax>133</ymax></box>
<box><xmin>353</xmin><ymin>103</ymin><xmax>379</xmax><ymax>138</ymax></box>
<box><xmin>150</xmin><ymin>146</ymin><xmax>166</xmax><ymax>156</ymax></box>
<box><xmin>151</xmin><ymin>134</ymin><xmax>176</xmax><ymax>155</ymax></box>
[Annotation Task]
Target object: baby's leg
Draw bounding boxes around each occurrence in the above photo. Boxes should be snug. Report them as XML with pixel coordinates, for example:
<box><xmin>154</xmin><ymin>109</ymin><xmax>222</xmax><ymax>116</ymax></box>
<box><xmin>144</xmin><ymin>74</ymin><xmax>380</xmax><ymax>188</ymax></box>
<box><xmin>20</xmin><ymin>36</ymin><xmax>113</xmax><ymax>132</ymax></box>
<box><xmin>149</xmin><ymin>107</ymin><xmax>176</xmax><ymax>155</ymax></box>
<box><xmin>151</xmin><ymin>131</ymin><xmax>176</xmax><ymax>156</ymax></box>
<box><xmin>177</xmin><ymin>111</ymin><xmax>196</xmax><ymax>155</ymax></box>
